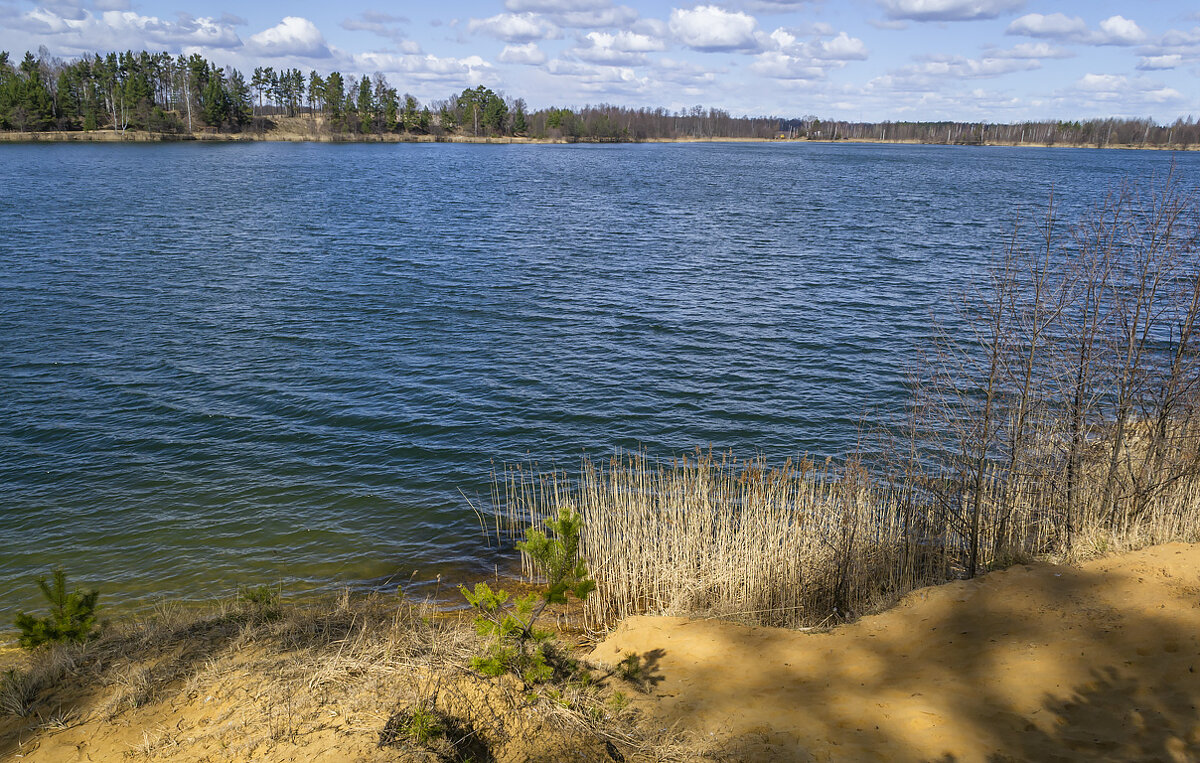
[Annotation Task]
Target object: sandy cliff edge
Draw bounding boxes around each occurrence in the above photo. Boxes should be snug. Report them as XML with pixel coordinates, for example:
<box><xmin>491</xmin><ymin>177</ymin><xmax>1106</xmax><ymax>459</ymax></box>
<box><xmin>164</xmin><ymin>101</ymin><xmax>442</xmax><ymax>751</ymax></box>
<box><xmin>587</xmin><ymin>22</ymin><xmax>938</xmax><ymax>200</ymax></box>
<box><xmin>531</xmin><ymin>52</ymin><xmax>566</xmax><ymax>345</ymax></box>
<box><xmin>592</xmin><ymin>542</ymin><xmax>1200</xmax><ymax>761</ymax></box>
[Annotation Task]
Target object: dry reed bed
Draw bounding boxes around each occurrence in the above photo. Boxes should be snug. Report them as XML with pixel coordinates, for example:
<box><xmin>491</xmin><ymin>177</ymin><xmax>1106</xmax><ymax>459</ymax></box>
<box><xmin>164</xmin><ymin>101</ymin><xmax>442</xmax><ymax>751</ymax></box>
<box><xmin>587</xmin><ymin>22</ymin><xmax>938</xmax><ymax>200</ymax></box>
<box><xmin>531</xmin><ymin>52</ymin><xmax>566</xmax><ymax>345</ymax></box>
<box><xmin>494</xmin><ymin>441</ymin><xmax>1200</xmax><ymax>630</ymax></box>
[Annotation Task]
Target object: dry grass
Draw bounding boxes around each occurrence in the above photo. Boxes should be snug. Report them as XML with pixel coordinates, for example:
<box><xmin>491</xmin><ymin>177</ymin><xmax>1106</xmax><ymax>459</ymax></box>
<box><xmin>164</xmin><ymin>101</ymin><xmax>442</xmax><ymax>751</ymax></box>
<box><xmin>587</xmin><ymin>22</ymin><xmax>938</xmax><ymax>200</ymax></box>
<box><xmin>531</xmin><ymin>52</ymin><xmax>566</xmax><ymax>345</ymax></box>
<box><xmin>0</xmin><ymin>592</ymin><xmax>705</xmax><ymax>762</ymax></box>
<box><xmin>494</xmin><ymin>435</ymin><xmax>1200</xmax><ymax>631</ymax></box>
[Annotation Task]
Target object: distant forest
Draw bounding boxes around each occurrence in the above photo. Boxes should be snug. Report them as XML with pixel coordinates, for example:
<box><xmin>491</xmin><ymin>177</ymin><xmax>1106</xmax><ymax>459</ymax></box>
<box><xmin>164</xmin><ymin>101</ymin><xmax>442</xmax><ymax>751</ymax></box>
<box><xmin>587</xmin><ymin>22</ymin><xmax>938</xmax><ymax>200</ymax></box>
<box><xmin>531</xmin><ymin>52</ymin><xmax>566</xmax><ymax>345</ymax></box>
<box><xmin>779</xmin><ymin>116</ymin><xmax>1200</xmax><ymax>149</ymax></box>
<box><xmin>2</xmin><ymin>48</ymin><xmax>1199</xmax><ymax>147</ymax></box>
<box><xmin>0</xmin><ymin>48</ymin><xmax>775</xmax><ymax>140</ymax></box>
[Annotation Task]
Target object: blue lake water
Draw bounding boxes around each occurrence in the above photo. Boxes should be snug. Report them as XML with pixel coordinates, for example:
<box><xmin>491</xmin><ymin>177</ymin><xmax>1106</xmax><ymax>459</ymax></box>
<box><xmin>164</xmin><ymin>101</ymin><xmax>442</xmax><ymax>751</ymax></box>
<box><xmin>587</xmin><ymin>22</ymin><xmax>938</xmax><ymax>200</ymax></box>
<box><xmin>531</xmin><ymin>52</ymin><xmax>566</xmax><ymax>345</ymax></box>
<box><xmin>1</xmin><ymin>141</ymin><xmax>1195</xmax><ymax>617</ymax></box>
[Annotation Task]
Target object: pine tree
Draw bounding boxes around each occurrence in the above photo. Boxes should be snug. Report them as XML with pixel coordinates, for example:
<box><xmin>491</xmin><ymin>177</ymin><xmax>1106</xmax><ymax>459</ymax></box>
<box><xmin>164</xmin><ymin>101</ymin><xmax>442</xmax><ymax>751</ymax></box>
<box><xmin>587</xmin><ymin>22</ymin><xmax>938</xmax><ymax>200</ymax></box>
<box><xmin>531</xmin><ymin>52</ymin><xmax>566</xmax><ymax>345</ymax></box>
<box><xmin>0</xmin><ymin>51</ymin><xmax>17</xmax><ymax>130</ymax></box>
<box><xmin>513</xmin><ymin>101</ymin><xmax>527</xmax><ymax>135</ymax></box>
<box><xmin>15</xmin><ymin>52</ymin><xmax>53</xmax><ymax>131</ymax></box>
<box><xmin>250</xmin><ymin>66</ymin><xmax>266</xmax><ymax>115</ymax></box>
<box><xmin>482</xmin><ymin>91</ymin><xmax>507</xmax><ymax>134</ymax></box>
<box><xmin>307</xmin><ymin>70</ymin><xmax>323</xmax><ymax>113</ymax></box>
<box><xmin>227</xmin><ymin>69</ymin><xmax>252</xmax><ymax>129</ymax></box>
<box><xmin>357</xmin><ymin>75</ymin><xmax>372</xmax><ymax>133</ymax></box>
<box><xmin>323</xmin><ymin>71</ymin><xmax>344</xmax><ymax>127</ymax></box>
<box><xmin>201</xmin><ymin>68</ymin><xmax>228</xmax><ymax>129</ymax></box>
<box><xmin>382</xmin><ymin>87</ymin><xmax>398</xmax><ymax>132</ymax></box>
<box><xmin>14</xmin><ymin>569</ymin><xmax>100</xmax><ymax>649</ymax></box>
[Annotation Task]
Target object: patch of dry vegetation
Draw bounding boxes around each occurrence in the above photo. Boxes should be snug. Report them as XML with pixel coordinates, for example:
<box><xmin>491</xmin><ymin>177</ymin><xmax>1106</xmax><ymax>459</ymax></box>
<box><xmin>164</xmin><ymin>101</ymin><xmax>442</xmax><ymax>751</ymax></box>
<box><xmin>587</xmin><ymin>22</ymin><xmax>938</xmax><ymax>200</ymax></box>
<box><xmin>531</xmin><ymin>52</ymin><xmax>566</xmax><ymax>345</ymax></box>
<box><xmin>0</xmin><ymin>593</ymin><xmax>697</xmax><ymax>762</ymax></box>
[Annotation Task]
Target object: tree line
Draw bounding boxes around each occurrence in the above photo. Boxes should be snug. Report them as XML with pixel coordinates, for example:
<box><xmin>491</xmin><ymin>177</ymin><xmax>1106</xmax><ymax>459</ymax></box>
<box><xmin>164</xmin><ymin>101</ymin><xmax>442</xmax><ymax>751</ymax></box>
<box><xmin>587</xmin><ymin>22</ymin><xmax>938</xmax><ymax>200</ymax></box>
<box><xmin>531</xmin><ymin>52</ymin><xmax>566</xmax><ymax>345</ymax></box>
<box><xmin>0</xmin><ymin>48</ymin><xmax>777</xmax><ymax>140</ymax></box>
<box><xmin>2</xmin><ymin>48</ymin><xmax>1197</xmax><ymax>145</ymax></box>
<box><xmin>781</xmin><ymin>116</ymin><xmax>1200</xmax><ymax>149</ymax></box>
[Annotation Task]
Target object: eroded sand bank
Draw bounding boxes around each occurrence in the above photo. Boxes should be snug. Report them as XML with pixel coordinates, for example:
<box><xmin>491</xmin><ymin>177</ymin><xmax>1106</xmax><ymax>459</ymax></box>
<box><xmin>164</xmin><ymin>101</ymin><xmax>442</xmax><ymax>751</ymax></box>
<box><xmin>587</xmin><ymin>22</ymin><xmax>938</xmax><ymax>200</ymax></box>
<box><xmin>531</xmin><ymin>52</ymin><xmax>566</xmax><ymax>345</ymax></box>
<box><xmin>593</xmin><ymin>543</ymin><xmax>1200</xmax><ymax>762</ymax></box>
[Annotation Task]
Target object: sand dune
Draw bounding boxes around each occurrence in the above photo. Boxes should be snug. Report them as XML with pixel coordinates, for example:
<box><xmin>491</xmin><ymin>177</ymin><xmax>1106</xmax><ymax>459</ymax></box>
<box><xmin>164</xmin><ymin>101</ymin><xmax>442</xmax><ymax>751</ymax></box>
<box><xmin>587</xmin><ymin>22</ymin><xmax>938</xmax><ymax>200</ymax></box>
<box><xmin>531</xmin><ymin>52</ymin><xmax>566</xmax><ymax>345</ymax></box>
<box><xmin>593</xmin><ymin>543</ymin><xmax>1200</xmax><ymax>761</ymax></box>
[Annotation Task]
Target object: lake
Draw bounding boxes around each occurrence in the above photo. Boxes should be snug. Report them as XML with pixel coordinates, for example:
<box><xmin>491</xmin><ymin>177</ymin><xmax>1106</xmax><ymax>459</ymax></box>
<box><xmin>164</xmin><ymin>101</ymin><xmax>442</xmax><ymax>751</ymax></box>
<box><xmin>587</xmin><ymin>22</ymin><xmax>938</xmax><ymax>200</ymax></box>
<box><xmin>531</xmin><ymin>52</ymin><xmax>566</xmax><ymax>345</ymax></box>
<box><xmin>1</xmin><ymin>141</ymin><xmax>1195</xmax><ymax>617</ymax></box>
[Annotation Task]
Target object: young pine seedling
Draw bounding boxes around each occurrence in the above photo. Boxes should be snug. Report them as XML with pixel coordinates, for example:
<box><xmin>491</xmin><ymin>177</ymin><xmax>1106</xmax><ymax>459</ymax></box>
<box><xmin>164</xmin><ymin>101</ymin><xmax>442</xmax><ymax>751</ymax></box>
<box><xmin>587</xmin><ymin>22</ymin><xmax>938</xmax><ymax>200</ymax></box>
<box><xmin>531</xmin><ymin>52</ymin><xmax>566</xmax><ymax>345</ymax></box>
<box><xmin>14</xmin><ymin>569</ymin><xmax>101</xmax><ymax>650</ymax></box>
<box><xmin>460</xmin><ymin>506</ymin><xmax>596</xmax><ymax>686</ymax></box>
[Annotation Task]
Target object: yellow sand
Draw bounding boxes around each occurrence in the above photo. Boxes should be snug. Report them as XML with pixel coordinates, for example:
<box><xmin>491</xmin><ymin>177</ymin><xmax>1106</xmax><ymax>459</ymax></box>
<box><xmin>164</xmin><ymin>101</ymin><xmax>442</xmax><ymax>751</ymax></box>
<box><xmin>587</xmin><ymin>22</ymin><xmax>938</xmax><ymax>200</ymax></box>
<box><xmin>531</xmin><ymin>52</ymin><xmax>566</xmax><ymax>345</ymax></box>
<box><xmin>592</xmin><ymin>542</ymin><xmax>1200</xmax><ymax>761</ymax></box>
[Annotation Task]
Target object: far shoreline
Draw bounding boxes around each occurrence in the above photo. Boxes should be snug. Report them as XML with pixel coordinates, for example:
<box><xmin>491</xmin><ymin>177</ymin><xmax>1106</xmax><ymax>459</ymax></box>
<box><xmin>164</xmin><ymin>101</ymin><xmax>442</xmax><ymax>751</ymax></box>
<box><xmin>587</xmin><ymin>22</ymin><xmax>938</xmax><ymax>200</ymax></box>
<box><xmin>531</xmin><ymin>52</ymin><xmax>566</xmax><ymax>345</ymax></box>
<box><xmin>1</xmin><ymin>129</ymin><xmax>1197</xmax><ymax>151</ymax></box>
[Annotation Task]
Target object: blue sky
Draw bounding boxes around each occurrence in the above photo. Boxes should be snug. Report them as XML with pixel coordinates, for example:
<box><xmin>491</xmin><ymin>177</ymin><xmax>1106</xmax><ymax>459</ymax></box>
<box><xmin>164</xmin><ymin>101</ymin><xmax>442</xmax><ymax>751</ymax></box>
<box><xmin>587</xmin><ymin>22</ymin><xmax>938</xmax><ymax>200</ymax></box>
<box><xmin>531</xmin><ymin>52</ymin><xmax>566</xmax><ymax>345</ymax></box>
<box><xmin>2</xmin><ymin>0</ymin><xmax>1197</xmax><ymax>121</ymax></box>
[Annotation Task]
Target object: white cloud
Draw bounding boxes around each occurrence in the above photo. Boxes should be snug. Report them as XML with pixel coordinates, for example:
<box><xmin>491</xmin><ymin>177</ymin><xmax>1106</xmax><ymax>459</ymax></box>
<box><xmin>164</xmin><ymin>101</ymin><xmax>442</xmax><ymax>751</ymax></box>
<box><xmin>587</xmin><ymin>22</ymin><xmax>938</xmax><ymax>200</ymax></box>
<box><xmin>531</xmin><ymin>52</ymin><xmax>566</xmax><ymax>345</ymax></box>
<box><xmin>987</xmin><ymin>41</ymin><xmax>1072</xmax><ymax>59</ymax></box>
<box><xmin>544</xmin><ymin>58</ymin><xmax>652</xmax><ymax>96</ymax></box>
<box><xmin>669</xmin><ymin>5</ymin><xmax>760</xmax><ymax>52</ymax></box>
<box><xmin>1069</xmin><ymin>73</ymin><xmax>1182</xmax><ymax>105</ymax></box>
<box><xmin>880</xmin><ymin>0</ymin><xmax>1024</xmax><ymax>22</ymax></box>
<box><xmin>115</xmin><ymin>10</ymin><xmax>242</xmax><ymax>48</ymax></box>
<box><xmin>1155</xmin><ymin>26</ymin><xmax>1200</xmax><ymax>50</ymax></box>
<box><xmin>653</xmin><ymin>57</ymin><xmax>720</xmax><ymax>87</ymax></box>
<box><xmin>568</xmin><ymin>30</ymin><xmax>666</xmax><ymax>66</ymax></box>
<box><xmin>497</xmin><ymin>42</ymin><xmax>546</xmax><ymax>65</ymax></box>
<box><xmin>1007</xmin><ymin>13</ymin><xmax>1148</xmax><ymax>46</ymax></box>
<box><xmin>1065</xmin><ymin>73</ymin><xmax>1183</xmax><ymax>114</ymax></box>
<box><xmin>606</xmin><ymin>30</ymin><xmax>667</xmax><ymax>52</ymax></box>
<box><xmin>1096</xmin><ymin>15</ymin><xmax>1146</xmax><ymax>45</ymax></box>
<box><xmin>1006</xmin><ymin>12</ymin><xmax>1085</xmax><ymax>38</ymax></box>
<box><xmin>751</xmin><ymin>28</ymin><xmax>867</xmax><ymax>80</ymax></box>
<box><xmin>764</xmin><ymin>28</ymin><xmax>868</xmax><ymax>60</ymax></box>
<box><xmin>550</xmin><ymin>7</ymin><xmax>639</xmax><ymax>28</ymax></box>
<box><xmin>812</xmin><ymin>32</ymin><xmax>868</xmax><ymax>60</ymax></box>
<box><xmin>467</xmin><ymin>12</ymin><xmax>560</xmax><ymax>43</ymax></box>
<box><xmin>28</xmin><ymin>0</ymin><xmax>88</xmax><ymax>22</ymax></box>
<box><xmin>1075</xmin><ymin>73</ymin><xmax>1124</xmax><ymax>91</ymax></box>
<box><xmin>869</xmin><ymin>53</ymin><xmax>1039</xmax><ymax>92</ymax></box>
<box><xmin>6</xmin><ymin>7</ymin><xmax>242</xmax><ymax>53</ymax></box>
<box><xmin>751</xmin><ymin>50</ymin><xmax>825</xmax><ymax>79</ymax></box>
<box><xmin>341</xmin><ymin>11</ymin><xmax>420</xmax><ymax>52</ymax></box>
<box><xmin>505</xmin><ymin>0</ymin><xmax>599</xmax><ymax>11</ymax></box>
<box><xmin>503</xmin><ymin>0</ymin><xmax>638</xmax><ymax>29</ymax></box>
<box><xmin>1134</xmin><ymin>27</ymin><xmax>1200</xmax><ymax>72</ymax></box>
<box><xmin>247</xmin><ymin>16</ymin><xmax>330</xmax><ymax>58</ymax></box>
<box><xmin>917</xmin><ymin>54</ymin><xmax>1038</xmax><ymax>78</ymax></box>
<box><xmin>1137</xmin><ymin>54</ymin><xmax>1182</xmax><ymax>70</ymax></box>
<box><xmin>350</xmin><ymin>51</ymin><xmax>494</xmax><ymax>87</ymax></box>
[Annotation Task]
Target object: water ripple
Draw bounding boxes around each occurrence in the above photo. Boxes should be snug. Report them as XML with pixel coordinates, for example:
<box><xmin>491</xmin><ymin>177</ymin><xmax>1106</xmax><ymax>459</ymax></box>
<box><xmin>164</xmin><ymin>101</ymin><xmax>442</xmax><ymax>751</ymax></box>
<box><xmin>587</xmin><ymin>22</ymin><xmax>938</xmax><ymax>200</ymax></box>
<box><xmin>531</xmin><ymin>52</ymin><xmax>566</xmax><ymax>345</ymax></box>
<box><xmin>0</xmin><ymin>141</ymin><xmax>1194</xmax><ymax>615</ymax></box>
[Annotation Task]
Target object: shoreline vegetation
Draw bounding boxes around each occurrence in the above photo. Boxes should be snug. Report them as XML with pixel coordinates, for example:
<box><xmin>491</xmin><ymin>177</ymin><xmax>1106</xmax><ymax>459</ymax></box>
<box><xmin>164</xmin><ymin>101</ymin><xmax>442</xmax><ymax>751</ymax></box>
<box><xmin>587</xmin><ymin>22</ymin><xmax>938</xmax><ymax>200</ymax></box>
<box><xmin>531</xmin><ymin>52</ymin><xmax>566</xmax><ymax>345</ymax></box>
<box><xmin>4</xmin><ymin>127</ymin><xmax>1200</xmax><ymax>151</ymax></box>
<box><xmin>2</xmin><ymin>48</ymin><xmax>1199</xmax><ymax>149</ymax></box>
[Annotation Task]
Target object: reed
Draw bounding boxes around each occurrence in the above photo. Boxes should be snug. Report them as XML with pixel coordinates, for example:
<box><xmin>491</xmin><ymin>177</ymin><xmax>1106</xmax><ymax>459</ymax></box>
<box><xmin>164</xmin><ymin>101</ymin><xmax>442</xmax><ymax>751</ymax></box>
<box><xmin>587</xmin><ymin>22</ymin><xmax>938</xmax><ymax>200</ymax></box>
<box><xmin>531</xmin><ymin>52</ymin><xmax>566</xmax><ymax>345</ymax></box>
<box><xmin>492</xmin><ymin>430</ymin><xmax>1200</xmax><ymax>631</ymax></box>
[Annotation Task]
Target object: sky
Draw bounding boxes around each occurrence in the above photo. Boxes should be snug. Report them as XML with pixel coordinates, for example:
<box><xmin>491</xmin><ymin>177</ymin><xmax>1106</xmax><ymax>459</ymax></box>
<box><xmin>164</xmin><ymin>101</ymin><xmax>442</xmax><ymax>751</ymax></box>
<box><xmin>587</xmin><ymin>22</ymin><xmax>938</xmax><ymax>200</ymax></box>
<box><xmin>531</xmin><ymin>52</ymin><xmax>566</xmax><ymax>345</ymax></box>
<box><xmin>1</xmin><ymin>0</ymin><xmax>1198</xmax><ymax>122</ymax></box>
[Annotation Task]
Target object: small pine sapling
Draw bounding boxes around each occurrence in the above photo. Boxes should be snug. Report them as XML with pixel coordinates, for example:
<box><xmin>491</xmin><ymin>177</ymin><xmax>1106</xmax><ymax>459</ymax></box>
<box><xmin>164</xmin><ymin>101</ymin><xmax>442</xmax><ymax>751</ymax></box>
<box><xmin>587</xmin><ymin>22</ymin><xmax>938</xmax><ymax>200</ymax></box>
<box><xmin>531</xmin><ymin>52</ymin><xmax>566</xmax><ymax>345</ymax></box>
<box><xmin>14</xmin><ymin>569</ymin><xmax>100</xmax><ymax>649</ymax></box>
<box><xmin>460</xmin><ymin>506</ymin><xmax>595</xmax><ymax>685</ymax></box>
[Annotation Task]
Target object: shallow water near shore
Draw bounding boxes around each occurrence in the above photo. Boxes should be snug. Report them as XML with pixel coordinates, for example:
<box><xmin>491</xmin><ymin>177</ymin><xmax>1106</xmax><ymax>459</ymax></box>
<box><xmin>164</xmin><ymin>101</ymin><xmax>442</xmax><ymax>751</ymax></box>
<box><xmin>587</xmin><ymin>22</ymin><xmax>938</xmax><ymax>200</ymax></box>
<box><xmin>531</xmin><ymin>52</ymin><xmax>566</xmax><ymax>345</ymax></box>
<box><xmin>1</xmin><ymin>141</ymin><xmax>1196</xmax><ymax>617</ymax></box>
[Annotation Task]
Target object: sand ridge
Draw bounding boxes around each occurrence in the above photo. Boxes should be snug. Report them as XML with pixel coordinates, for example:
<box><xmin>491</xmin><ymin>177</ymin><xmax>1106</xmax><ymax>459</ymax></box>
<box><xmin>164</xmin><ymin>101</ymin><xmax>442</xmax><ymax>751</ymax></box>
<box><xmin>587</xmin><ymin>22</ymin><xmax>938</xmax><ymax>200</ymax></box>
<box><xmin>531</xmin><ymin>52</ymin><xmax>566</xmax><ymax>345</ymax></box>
<box><xmin>593</xmin><ymin>543</ymin><xmax>1200</xmax><ymax>762</ymax></box>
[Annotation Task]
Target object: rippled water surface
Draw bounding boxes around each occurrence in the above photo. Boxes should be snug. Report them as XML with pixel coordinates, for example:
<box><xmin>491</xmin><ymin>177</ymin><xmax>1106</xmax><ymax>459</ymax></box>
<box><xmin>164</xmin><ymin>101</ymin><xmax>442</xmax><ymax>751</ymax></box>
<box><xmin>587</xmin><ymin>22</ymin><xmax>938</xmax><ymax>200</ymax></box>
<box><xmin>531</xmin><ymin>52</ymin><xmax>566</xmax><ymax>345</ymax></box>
<box><xmin>1</xmin><ymin>141</ymin><xmax>1195</xmax><ymax>616</ymax></box>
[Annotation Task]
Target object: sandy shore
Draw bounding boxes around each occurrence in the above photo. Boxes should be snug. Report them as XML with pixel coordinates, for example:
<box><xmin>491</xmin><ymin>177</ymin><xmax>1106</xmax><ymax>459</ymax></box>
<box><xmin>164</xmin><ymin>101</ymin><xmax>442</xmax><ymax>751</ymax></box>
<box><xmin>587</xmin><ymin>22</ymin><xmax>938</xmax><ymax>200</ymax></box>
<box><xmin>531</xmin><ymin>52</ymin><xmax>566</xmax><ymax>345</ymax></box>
<box><xmin>593</xmin><ymin>542</ymin><xmax>1200</xmax><ymax>761</ymax></box>
<box><xmin>3</xmin><ymin>543</ymin><xmax>1200</xmax><ymax>760</ymax></box>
